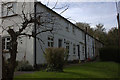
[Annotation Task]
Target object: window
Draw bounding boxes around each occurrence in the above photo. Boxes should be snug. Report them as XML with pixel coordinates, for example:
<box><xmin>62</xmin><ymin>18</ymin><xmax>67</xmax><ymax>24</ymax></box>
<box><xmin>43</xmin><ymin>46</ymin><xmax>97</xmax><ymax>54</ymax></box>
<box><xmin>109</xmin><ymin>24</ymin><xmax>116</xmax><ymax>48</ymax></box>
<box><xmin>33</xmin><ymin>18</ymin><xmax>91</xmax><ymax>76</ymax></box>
<box><xmin>66</xmin><ymin>26</ymin><xmax>69</xmax><ymax>32</ymax></box>
<box><xmin>2</xmin><ymin>37</ymin><xmax>11</xmax><ymax>50</ymax></box>
<box><xmin>82</xmin><ymin>32</ymin><xmax>85</xmax><ymax>40</ymax></box>
<box><xmin>48</xmin><ymin>36</ymin><xmax>54</xmax><ymax>47</ymax></box>
<box><xmin>2</xmin><ymin>2</ymin><xmax>17</xmax><ymax>17</ymax></box>
<box><xmin>73</xmin><ymin>44</ymin><xmax>76</xmax><ymax>54</ymax></box>
<box><xmin>72</xmin><ymin>26</ymin><xmax>75</xmax><ymax>34</ymax></box>
<box><xmin>88</xmin><ymin>48</ymin><xmax>90</xmax><ymax>57</ymax></box>
<box><xmin>82</xmin><ymin>46</ymin><xmax>84</xmax><ymax>54</ymax></box>
<box><xmin>58</xmin><ymin>39</ymin><xmax>62</xmax><ymax>48</ymax></box>
<box><xmin>66</xmin><ymin>42</ymin><xmax>69</xmax><ymax>54</ymax></box>
<box><xmin>88</xmin><ymin>36</ymin><xmax>90</xmax><ymax>42</ymax></box>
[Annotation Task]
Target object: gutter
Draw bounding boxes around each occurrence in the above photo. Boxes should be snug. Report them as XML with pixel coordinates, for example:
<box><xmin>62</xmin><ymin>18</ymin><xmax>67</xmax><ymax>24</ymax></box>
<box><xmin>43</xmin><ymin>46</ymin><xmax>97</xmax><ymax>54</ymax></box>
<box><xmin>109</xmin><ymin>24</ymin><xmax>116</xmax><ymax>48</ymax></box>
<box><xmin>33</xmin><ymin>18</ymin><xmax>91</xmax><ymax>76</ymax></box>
<box><xmin>34</xmin><ymin>2</ymin><xmax>37</xmax><ymax>68</ymax></box>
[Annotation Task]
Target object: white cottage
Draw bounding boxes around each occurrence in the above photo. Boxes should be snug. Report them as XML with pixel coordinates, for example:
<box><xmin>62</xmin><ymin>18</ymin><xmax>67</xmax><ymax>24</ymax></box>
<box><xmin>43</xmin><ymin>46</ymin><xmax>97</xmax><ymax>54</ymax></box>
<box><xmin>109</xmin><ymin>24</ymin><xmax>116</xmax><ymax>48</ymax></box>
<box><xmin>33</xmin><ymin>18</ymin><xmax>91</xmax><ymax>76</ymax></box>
<box><xmin>1</xmin><ymin>1</ymin><xmax>103</xmax><ymax>67</ymax></box>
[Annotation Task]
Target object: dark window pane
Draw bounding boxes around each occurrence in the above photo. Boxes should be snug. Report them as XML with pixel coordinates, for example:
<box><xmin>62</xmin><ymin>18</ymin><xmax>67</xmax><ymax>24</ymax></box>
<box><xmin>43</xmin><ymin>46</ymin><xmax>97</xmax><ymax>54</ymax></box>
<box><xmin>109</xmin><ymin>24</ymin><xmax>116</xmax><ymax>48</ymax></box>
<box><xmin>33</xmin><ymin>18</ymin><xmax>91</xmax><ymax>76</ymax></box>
<box><xmin>58</xmin><ymin>39</ymin><xmax>62</xmax><ymax>48</ymax></box>
<box><xmin>51</xmin><ymin>42</ymin><xmax>53</xmax><ymax>47</ymax></box>
<box><xmin>2</xmin><ymin>38</ymin><xmax>5</xmax><ymax>50</ymax></box>
<box><xmin>7</xmin><ymin>37</ymin><xmax>10</xmax><ymax>40</ymax></box>
<box><xmin>6</xmin><ymin>42</ymin><xmax>10</xmax><ymax>49</ymax></box>
<box><xmin>48</xmin><ymin>42</ymin><xmax>50</xmax><ymax>47</ymax></box>
<box><xmin>48</xmin><ymin>37</ymin><xmax>50</xmax><ymax>40</ymax></box>
<box><xmin>51</xmin><ymin>38</ymin><xmax>53</xmax><ymax>41</ymax></box>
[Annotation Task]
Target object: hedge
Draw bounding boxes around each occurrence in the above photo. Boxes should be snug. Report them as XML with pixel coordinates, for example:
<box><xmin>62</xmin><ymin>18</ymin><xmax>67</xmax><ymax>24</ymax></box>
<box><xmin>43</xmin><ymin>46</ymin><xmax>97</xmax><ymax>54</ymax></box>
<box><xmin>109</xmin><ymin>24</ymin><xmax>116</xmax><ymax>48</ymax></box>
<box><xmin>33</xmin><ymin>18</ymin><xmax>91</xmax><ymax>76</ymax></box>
<box><xmin>44</xmin><ymin>47</ymin><xmax>68</xmax><ymax>72</ymax></box>
<box><xmin>99</xmin><ymin>46</ymin><xmax>120</xmax><ymax>63</ymax></box>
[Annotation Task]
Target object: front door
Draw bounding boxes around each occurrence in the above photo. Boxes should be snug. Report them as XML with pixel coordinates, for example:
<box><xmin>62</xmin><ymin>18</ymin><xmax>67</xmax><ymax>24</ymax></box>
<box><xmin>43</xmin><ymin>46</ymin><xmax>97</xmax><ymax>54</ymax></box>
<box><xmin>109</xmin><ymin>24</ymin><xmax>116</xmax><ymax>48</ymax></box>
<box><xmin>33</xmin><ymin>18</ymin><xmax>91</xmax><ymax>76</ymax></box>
<box><xmin>77</xmin><ymin>45</ymin><xmax>80</xmax><ymax>60</ymax></box>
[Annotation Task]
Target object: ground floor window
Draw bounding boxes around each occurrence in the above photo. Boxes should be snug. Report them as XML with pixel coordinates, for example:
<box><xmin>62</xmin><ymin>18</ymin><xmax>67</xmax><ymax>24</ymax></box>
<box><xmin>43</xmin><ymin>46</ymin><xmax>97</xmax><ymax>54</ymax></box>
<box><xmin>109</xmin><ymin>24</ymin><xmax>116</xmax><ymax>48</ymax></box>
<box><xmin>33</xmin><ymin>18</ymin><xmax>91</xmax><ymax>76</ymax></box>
<box><xmin>82</xmin><ymin>46</ymin><xmax>84</xmax><ymax>55</ymax></box>
<box><xmin>48</xmin><ymin>36</ymin><xmax>54</xmax><ymax>47</ymax></box>
<box><xmin>2</xmin><ymin>37</ymin><xmax>11</xmax><ymax>51</ymax></box>
<box><xmin>73</xmin><ymin>44</ymin><xmax>76</xmax><ymax>54</ymax></box>
<box><xmin>66</xmin><ymin>42</ymin><xmax>69</xmax><ymax>54</ymax></box>
<box><xmin>58</xmin><ymin>39</ymin><xmax>62</xmax><ymax>48</ymax></box>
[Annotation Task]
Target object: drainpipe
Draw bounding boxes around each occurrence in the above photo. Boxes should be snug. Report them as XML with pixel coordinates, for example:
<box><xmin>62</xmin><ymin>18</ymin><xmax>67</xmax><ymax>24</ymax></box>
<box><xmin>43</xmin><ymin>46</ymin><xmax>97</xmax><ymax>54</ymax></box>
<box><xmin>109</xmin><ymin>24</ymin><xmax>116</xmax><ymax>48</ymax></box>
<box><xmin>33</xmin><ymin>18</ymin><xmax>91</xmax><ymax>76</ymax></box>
<box><xmin>34</xmin><ymin>2</ymin><xmax>37</xmax><ymax>69</ymax></box>
<box><xmin>85</xmin><ymin>27</ymin><xmax>87</xmax><ymax>60</ymax></box>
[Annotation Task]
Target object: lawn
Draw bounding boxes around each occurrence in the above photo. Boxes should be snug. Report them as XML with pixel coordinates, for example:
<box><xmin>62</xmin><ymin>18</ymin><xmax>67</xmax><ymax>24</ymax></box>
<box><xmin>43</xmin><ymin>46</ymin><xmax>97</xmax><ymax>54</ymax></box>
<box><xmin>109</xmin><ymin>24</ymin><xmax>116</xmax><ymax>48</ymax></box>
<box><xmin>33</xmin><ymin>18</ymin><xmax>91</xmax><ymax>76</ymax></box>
<box><xmin>14</xmin><ymin>61</ymin><xmax>120</xmax><ymax>80</ymax></box>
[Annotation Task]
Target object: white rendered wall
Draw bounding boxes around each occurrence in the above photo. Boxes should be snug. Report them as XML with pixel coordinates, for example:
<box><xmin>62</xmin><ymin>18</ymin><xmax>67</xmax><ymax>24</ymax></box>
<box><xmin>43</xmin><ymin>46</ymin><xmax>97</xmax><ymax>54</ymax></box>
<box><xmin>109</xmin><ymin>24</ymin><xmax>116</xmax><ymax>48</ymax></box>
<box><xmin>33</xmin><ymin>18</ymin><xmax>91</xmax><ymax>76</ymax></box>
<box><xmin>1</xmin><ymin>2</ymin><xmax>35</xmax><ymax>66</ymax></box>
<box><xmin>35</xmin><ymin>3</ymin><xmax>86</xmax><ymax>64</ymax></box>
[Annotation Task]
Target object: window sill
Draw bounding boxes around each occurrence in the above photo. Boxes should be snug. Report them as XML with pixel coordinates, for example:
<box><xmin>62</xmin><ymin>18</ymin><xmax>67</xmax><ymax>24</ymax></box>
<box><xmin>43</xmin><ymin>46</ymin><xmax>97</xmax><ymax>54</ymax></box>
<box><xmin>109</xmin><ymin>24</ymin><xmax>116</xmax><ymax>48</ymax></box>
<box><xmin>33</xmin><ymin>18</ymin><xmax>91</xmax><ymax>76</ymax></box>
<box><xmin>1</xmin><ymin>14</ymin><xmax>18</xmax><ymax>19</ymax></box>
<box><xmin>2</xmin><ymin>50</ymin><xmax>9</xmax><ymax>53</ymax></box>
<box><xmin>73</xmin><ymin>54</ymin><xmax>76</xmax><ymax>56</ymax></box>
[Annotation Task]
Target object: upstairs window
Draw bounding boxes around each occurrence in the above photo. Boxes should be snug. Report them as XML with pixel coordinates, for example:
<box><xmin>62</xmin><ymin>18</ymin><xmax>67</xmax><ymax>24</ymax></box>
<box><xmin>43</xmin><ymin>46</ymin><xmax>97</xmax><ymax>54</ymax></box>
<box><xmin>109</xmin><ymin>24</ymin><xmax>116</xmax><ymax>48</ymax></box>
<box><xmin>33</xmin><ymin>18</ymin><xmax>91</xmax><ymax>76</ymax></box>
<box><xmin>48</xmin><ymin>36</ymin><xmax>54</xmax><ymax>47</ymax></box>
<box><xmin>2</xmin><ymin>37</ymin><xmax>11</xmax><ymax>51</ymax></box>
<box><xmin>66</xmin><ymin>26</ymin><xmax>69</xmax><ymax>32</ymax></box>
<box><xmin>72</xmin><ymin>26</ymin><xmax>75</xmax><ymax>34</ymax></box>
<box><xmin>2</xmin><ymin>2</ymin><xmax>17</xmax><ymax>17</ymax></box>
<box><xmin>82</xmin><ymin>32</ymin><xmax>85</xmax><ymax>40</ymax></box>
<box><xmin>88</xmin><ymin>36</ymin><xmax>90</xmax><ymax>42</ymax></box>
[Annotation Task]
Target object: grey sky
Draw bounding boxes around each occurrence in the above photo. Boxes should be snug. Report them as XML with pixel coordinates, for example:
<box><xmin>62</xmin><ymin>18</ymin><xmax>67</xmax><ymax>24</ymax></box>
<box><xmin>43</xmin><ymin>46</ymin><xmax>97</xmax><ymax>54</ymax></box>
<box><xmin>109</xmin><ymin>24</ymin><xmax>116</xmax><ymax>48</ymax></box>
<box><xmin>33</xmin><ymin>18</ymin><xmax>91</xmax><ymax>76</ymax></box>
<box><xmin>39</xmin><ymin>1</ymin><xmax>118</xmax><ymax>31</ymax></box>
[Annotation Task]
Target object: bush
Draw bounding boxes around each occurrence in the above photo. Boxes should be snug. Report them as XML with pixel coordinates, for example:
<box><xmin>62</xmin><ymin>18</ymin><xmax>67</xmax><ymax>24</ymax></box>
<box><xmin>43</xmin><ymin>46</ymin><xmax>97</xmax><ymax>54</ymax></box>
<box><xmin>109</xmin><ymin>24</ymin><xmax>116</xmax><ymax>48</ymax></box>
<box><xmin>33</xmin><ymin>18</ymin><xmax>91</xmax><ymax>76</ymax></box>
<box><xmin>45</xmin><ymin>48</ymin><xmax>68</xmax><ymax>72</ymax></box>
<box><xmin>99</xmin><ymin>46</ymin><xmax>120</xmax><ymax>63</ymax></box>
<box><xmin>16</xmin><ymin>61</ymin><xmax>34</xmax><ymax>71</ymax></box>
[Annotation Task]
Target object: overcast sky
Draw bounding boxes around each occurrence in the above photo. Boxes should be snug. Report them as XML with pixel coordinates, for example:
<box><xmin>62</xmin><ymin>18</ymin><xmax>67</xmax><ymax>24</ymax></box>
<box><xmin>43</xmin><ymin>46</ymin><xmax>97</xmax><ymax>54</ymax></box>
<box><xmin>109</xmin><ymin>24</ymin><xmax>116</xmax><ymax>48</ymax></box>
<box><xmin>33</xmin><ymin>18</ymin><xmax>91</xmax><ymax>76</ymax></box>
<box><xmin>39</xmin><ymin>1</ymin><xmax>118</xmax><ymax>31</ymax></box>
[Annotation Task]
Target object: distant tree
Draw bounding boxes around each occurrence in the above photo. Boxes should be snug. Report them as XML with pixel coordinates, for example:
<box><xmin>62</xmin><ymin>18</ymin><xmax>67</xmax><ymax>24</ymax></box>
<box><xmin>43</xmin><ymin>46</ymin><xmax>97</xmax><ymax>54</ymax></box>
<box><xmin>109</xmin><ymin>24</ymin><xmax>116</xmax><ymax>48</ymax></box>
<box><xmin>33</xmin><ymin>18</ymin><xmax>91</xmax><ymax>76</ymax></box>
<box><xmin>106</xmin><ymin>27</ymin><xmax>119</xmax><ymax>47</ymax></box>
<box><xmin>75</xmin><ymin>22</ymin><xmax>94</xmax><ymax>35</ymax></box>
<box><xmin>95</xmin><ymin>23</ymin><xmax>106</xmax><ymax>32</ymax></box>
<box><xmin>76</xmin><ymin>22</ymin><xmax>118</xmax><ymax>47</ymax></box>
<box><xmin>93</xmin><ymin>23</ymin><xmax>107</xmax><ymax>44</ymax></box>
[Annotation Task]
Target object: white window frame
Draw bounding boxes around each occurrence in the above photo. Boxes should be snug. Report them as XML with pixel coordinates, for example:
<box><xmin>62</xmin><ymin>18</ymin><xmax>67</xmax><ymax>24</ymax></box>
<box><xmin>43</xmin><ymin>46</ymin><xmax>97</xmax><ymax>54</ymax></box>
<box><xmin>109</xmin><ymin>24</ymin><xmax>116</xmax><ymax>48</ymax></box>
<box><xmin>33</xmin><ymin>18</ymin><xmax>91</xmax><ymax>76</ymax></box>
<box><xmin>2</xmin><ymin>2</ymin><xmax>17</xmax><ymax>17</ymax></box>
<box><xmin>58</xmin><ymin>39</ymin><xmax>62</xmax><ymax>48</ymax></box>
<box><xmin>72</xmin><ymin>26</ymin><xmax>75</xmax><ymax>34</ymax></box>
<box><xmin>82</xmin><ymin>32</ymin><xmax>85</xmax><ymax>40</ymax></box>
<box><xmin>66</xmin><ymin>41</ymin><xmax>69</xmax><ymax>54</ymax></box>
<box><xmin>73</xmin><ymin>44</ymin><xmax>76</xmax><ymax>54</ymax></box>
<box><xmin>66</xmin><ymin>26</ymin><xmax>69</xmax><ymax>32</ymax></box>
<box><xmin>2</xmin><ymin>37</ymin><xmax>11</xmax><ymax>51</ymax></box>
<box><xmin>82</xmin><ymin>46</ymin><xmax>84</xmax><ymax>55</ymax></box>
<box><xmin>48</xmin><ymin>36</ymin><xmax>54</xmax><ymax>47</ymax></box>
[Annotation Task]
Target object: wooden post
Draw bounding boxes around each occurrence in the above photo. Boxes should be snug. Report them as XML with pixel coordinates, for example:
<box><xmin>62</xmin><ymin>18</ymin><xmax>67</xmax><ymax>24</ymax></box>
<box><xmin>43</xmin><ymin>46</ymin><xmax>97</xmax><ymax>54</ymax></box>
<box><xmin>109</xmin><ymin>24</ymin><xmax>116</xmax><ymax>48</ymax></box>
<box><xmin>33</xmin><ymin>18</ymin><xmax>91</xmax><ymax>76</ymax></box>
<box><xmin>0</xmin><ymin>35</ymin><xmax>2</xmax><ymax>80</ymax></box>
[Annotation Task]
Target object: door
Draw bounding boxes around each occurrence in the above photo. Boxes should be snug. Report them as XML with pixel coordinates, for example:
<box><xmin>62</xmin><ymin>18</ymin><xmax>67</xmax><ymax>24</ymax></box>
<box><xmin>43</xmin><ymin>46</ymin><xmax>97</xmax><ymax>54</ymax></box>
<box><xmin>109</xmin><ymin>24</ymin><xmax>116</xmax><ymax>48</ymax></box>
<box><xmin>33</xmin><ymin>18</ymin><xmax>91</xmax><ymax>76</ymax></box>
<box><xmin>77</xmin><ymin>45</ymin><xmax>80</xmax><ymax>60</ymax></box>
<box><xmin>58</xmin><ymin>39</ymin><xmax>62</xmax><ymax>48</ymax></box>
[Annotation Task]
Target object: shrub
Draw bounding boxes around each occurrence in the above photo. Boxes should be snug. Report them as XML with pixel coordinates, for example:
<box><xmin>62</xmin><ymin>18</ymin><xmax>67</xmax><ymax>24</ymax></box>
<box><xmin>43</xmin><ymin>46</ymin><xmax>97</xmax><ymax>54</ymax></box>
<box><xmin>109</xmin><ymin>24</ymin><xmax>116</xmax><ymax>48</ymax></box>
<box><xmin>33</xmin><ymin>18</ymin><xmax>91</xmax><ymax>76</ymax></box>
<box><xmin>44</xmin><ymin>48</ymin><xmax>68</xmax><ymax>72</ymax></box>
<box><xmin>16</xmin><ymin>61</ymin><xmax>34</xmax><ymax>71</ymax></box>
<box><xmin>99</xmin><ymin>46</ymin><xmax>120</xmax><ymax>63</ymax></box>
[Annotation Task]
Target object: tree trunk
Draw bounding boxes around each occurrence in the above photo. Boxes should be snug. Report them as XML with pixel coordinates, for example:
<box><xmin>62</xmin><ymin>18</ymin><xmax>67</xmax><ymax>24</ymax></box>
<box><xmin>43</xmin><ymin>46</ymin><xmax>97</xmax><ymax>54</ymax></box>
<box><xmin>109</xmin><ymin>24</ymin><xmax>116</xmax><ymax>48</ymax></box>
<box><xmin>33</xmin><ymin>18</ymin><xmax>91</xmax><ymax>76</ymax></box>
<box><xmin>2</xmin><ymin>29</ymin><xmax>18</xmax><ymax>80</ymax></box>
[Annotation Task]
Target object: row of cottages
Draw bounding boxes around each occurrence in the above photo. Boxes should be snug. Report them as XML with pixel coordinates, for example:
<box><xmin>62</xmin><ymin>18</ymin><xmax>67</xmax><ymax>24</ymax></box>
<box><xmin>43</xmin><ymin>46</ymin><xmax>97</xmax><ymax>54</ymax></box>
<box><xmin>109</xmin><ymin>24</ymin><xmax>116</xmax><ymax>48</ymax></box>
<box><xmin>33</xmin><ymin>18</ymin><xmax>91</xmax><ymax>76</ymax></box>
<box><xmin>1</xmin><ymin>1</ymin><xmax>103</xmax><ymax>67</ymax></box>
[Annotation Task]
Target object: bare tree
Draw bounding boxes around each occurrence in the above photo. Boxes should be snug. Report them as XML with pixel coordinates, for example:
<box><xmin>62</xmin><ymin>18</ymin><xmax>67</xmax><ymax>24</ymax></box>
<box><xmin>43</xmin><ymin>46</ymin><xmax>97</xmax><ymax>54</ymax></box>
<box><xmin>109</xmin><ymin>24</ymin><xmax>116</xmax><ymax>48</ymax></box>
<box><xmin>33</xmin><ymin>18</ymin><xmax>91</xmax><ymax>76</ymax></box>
<box><xmin>0</xmin><ymin>1</ymin><xmax>68</xmax><ymax>80</ymax></box>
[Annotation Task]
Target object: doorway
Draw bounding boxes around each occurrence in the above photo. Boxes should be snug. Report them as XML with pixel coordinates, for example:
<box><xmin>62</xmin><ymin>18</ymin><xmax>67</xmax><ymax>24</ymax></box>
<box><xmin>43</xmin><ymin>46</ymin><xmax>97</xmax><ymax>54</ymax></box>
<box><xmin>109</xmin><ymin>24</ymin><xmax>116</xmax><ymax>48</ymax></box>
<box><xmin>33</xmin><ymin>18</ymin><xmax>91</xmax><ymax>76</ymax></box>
<box><xmin>77</xmin><ymin>45</ymin><xmax>80</xmax><ymax>60</ymax></box>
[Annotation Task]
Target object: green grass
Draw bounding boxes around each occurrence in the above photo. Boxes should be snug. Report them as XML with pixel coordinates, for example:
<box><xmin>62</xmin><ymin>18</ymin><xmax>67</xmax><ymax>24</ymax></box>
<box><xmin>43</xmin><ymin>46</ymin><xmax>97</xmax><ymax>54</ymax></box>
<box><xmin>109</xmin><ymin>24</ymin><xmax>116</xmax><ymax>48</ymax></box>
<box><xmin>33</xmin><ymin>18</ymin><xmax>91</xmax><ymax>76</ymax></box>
<box><xmin>14</xmin><ymin>61</ymin><xmax>120</xmax><ymax>79</ymax></box>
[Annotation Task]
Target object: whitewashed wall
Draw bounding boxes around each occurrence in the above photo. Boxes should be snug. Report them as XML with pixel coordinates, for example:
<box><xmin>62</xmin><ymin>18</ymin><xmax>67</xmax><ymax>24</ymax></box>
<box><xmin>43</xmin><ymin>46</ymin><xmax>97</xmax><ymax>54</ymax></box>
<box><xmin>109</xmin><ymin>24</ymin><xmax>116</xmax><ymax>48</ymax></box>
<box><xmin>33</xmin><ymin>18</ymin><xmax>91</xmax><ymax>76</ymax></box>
<box><xmin>1</xmin><ymin>2</ymin><xmax>35</xmax><ymax>66</ymax></box>
<box><xmin>86</xmin><ymin>34</ymin><xmax>95</xmax><ymax>59</ymax></box>
<box><xmin>0</xmin><ymin>36</ymin><xmax>2</xmax><ymax>80</ymax></box>
<box><xmin>1</xmin><ymin>2</ymin><xmax>103</xmax><ymax>66</ymax></box>
<box><xmin>35</xmin><ymin>3</ymin><xmax>86</xmax><ymax>64</ymax></box>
